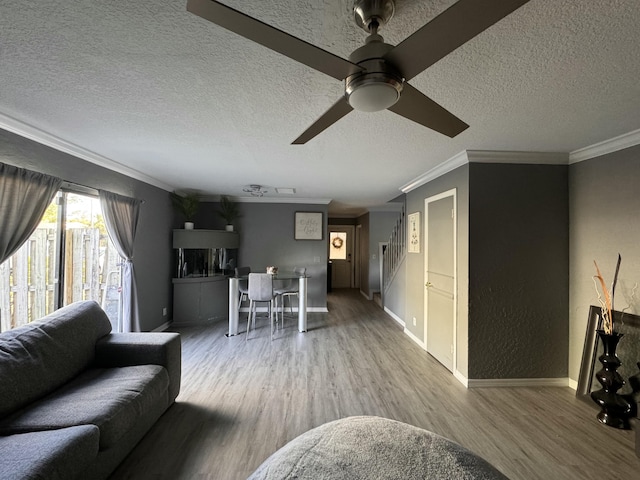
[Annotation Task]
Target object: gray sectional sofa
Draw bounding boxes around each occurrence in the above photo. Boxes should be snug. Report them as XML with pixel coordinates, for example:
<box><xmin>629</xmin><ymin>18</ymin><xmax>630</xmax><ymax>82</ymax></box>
<box><xmin>0</xmin><ymin>300</ymin><xmax>181</xmax><ymax>480</ymax></box>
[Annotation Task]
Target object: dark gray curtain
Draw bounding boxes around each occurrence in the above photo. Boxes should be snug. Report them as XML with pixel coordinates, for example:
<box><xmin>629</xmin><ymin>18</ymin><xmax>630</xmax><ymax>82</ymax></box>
<box><xmin>0</xmin><ymin>163</ymin><xmax>62</xmax><ymax>265</ymax></box>
<box><xmin>99</xmin><ymin>190</ymin><xmax>142</xmax><ymax>332</ymax></box>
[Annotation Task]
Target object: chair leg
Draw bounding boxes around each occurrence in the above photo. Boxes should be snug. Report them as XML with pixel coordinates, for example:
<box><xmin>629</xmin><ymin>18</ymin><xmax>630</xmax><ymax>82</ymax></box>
<box><xmin>246</xmin><ymin>300</ymin><xmax>254</xmax><ymax>340</ymax></box>
<box><xmin>270</xmin><ymin>299</ymin><xmax>274</xmax><ymax>341</ymax></box>
<box><xmin>282</xmin><ymin>294</ymin><xmax>288</xmax><ymax>328</ymax></box>
<box><xmin>276</xmin><ymin>295</ymin><xmax>283</xmax><ymax>330</ymax></box>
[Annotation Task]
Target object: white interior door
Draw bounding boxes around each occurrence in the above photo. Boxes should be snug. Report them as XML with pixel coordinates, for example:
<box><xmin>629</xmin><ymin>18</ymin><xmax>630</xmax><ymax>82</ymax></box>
<box><xmin>329</xmin><ymin>226</ymin><xmax>354</xmax><ymax>288</ymax></box>
<box><xmin>424</xmin><ymin>190</ymin><xmax>456</xmax><ymax>372</ymax></box>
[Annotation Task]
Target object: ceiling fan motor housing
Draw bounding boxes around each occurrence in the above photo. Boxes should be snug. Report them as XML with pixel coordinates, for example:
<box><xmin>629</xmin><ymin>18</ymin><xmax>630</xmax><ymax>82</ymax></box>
<box><xmin>353</xmin><ymin>0</ymin><xmax>395</xmax><ymax>32</ymax></box>
<box><xmin>345</xmin><ymin>33</ymin><xmax>403</xmax><ymax>112</ymax></box>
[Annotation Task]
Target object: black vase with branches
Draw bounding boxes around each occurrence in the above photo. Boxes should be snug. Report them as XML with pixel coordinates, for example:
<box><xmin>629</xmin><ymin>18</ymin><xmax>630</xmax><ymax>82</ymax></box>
<box><xmin>590</xmin><ymin>329</ymin><xmax>633</xmax><ymax>429</ymax></box>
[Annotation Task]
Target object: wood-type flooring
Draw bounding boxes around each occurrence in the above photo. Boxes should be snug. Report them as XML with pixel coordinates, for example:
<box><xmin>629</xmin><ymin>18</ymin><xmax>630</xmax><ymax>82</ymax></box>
<box><xmin>109</xmin><ymin>289</ymin><xmax>640</xmax><ymax>479</ymax></box>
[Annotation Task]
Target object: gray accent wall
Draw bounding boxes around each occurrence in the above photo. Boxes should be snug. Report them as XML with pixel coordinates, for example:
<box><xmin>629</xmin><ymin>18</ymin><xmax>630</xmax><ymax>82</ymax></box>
<box><xmin>390</xmin><ymin>161</ymin><xmax>570</xmax><ymax>381</ymax></box>
<box><xmin>0</xmin><ymin>129</ymin><xmax>174</xmax><ymax>332</ymax></box>
<box><xmin>205</xmin><ymin>202</ymin><xmax>329</xmax><ymax>309</ymax></box>
<box><xmin>468</xmin><ymin>163</ymin><xmax>569</xmax><ymax>379</ymax></box>
<box><xmin>569</xmin><ymin>145</ymin><xmax>640</xmax><ymax>382</ymax></box>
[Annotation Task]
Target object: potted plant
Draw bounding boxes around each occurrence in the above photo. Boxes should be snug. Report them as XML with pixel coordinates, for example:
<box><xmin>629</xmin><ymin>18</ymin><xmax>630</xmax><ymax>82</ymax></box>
<box><xmin>218</xmin><ymin>195</ymin><xmax>241</xmax><ymax>231</ymax></box>
<box><xmin>170</xmin><ymin>191</ymin><xmax>200</xmax><ymax>229</ymax></box>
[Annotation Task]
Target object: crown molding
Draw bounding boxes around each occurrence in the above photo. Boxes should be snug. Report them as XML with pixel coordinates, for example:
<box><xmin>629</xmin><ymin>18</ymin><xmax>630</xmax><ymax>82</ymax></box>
<box><xmin>0</xmin><ymin>112</ymin><xmax>173</xmax><ymax>191</ymax></box>
<box><xmin>569</xmin><ymin>127</ymin><xmax>640</xmax><ymax>163</ymax></box>
<box><xmin>466</xmin><ymin>150</ymin><xmax>568</xmax><ymax>164</ymax></box>
<box><xmin>400</xmin><ymin>150</ymin><xmax>570</xmax><ymax>194</ymax></box>
<box><xmin>400</xmin><ymin>150</ymin><xmax>468</xmax><ymax>193</ymax></box>
<box><xmin>401</xmin><ymin>128</ymin><xmax>640</xmax><ymax>194</ymax></box>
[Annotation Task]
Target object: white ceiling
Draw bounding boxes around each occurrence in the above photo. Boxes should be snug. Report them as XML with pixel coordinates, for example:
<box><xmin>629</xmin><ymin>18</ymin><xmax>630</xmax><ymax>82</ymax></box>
<box><xmin>1</xmin><ymin>0</ymin><xmax>640</xmax><ymax>215</ymax></box>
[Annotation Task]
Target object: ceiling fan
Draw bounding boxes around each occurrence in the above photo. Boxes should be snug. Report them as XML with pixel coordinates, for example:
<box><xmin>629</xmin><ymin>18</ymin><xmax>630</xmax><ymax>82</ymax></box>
<box><xmin>186</xmin><ymin>0</ymin><xmax>530</xmax><ymax>144</ymax></box>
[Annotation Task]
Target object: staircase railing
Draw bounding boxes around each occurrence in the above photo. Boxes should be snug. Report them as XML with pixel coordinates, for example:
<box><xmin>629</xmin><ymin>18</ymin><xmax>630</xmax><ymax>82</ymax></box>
<box><xmin>382</xmin><ymin>205</ymin><xmax>406</xmax><ymax>293</ymax></box>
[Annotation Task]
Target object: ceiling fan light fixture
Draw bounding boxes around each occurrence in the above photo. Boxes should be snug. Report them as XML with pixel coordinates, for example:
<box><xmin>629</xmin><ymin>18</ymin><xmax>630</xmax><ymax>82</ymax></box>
<box><xmin>243</xmin><ymin>184</ymin><xmax>268</xmax><ymax>197</ymax></box>
<box><xmin>346</xmin><ymin>74</ymin><xmax>403</xmax><ymax>112</ymax></box>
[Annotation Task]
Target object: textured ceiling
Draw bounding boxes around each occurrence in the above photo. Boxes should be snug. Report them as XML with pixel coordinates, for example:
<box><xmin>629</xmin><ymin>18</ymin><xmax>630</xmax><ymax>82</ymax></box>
<box><xmin>1</xmin><ymin>0</ymin><xmax>640</xmax><ymax>215</ymax></box>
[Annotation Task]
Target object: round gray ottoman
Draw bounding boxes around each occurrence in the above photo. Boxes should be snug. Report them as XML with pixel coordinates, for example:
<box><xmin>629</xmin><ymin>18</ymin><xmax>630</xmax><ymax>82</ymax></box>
<box><xmin>249</xmin><ymin>416</ymin><xmax>508</xmax><ymax>479</ymax></box>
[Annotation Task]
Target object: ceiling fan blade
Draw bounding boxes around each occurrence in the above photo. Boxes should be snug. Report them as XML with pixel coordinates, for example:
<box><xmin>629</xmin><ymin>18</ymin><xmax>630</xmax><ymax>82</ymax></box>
<box><xmin>187</xmin><ymin>0</ymin><xmax>362</xmax><ymax>81</ymax></box>
<box><xmin>292</xmin><ymin>97</ymin><xmax>353</xmax><ymax>144</ymax></box>
<box><xmin>388</xmin><ymin>83</ymin><xmax>468</xmax><ymax>138</ymax></box>
<box><xmin>384</xmin><ymin>0</ymin><xmax>530</xmax><ymax>81</ymax></box>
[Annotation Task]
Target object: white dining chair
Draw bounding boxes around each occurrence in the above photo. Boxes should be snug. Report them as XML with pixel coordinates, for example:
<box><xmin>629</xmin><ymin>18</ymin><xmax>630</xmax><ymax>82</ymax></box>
<box><xmin>246</xmin><ymin>273</ymin><xmax>277</xmax><ymax>340</ymax></box>
<box><xmin>273</xmin><ymin>267</ymin><xmax>306</xmax><ymax>327</ymax></box>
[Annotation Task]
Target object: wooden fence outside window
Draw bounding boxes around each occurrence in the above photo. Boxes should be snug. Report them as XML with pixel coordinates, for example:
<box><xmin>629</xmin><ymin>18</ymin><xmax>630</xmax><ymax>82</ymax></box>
<box><xmin>0</xmin><ymin>227</ymin><xmax>121</xmax><ymax>332</ymax></box>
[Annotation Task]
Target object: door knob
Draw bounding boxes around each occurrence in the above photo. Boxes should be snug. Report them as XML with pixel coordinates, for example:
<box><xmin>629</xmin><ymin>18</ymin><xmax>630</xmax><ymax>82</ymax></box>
<box><xmin>425</xmin><ymin>282</ymin><xmax>433</xmax><ymax>288</ymax></box>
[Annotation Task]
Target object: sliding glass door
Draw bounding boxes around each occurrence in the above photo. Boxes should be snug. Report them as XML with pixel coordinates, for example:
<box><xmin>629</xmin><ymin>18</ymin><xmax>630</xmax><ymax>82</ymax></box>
<box><xmin>0</xmin><ymin>190</ymin><xmax>122</xmax><ymax>332</ymax></box>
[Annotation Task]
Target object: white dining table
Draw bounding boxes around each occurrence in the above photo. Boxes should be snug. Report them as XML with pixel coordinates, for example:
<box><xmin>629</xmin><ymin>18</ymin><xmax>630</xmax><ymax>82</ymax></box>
<box><xmin>227</xmin><ymin>274</ymin><xmax>308</xmax><ymax>336</ymax></box>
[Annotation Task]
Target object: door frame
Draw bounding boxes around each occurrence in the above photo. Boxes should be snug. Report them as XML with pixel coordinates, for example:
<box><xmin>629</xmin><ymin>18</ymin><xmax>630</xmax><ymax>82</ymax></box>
<box><xmin>424</xmin><ymin>188</ymin><xmax>457</xmax><ymax>373</ymax></box>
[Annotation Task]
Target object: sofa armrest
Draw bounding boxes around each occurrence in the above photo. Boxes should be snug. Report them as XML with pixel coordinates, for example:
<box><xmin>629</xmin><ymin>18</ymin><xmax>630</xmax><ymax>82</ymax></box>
<box><xmin>95</xmin><ymin>333</ymin><xmax>181</xmax><ymax>404</ymax></box>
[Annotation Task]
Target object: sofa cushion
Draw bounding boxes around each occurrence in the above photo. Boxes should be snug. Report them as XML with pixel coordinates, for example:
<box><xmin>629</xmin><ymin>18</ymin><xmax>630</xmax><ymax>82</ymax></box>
<box><xmin>0</xmin><ymin>365</ymin><xmax>169</xmax><ymax>449</ymax></box>
<box><xmin>249</xmin><ymin>416</ymin><xmax>508</xmax><ymax>480</ymax></box>
<box><xmin>0</xmin><ymin>301</ymin><xmax>112</xmax><ymax>419</ymax></box>
<box><xmin>0</xmin><ymin>425</ymin><xmax>99</xmax><ymax>480</ymax></box>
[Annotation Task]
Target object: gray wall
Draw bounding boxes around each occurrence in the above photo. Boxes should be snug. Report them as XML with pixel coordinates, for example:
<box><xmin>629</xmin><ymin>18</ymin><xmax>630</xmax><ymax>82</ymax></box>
<box><xmin>384</xmin><ymin>259</ymin><xmax>406</xmax><ymax>321</ymax></box>
<box><xmin>0</xmin><ymin>129</ymin><xmax>174</xmax><ymax>332</ymax></box>
<box><xmin>390</xmin><ymin>161</ymin><xmax>570</xmax><ymax>381</ymax></box>
<box><xmin>402</xmin><ymin>164</ymin><xmax>470</xmax><ymax>378</ymax></box>
<box><xmin>569</xmin><ymin>145</ymin><xmax>640</xmax><ymax>382</ymax></box>
<box><xmin>368</xmin><ymin>211</ymin><xmax>402</xmax><ymax>295</ymax></box>
<box><xmin>468</xmin><ymin>163</ymin><xmax>569</xmax><ymax>379</ymax></box>
<box><xmin>201</xmin><ymin>202</ymin><xmax>329</xmax><ymax>309</ymax></box>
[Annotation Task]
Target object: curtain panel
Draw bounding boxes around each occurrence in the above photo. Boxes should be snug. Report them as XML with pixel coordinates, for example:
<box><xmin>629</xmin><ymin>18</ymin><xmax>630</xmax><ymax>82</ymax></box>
<box><xmin>99</xmin><ymin>190</ymin><xmax>142</xmax><ymax>332</ymax></box>
<box><xmin>0</xmin><ymin>162</ymin><xmax>62</xmax><ymax>265</ymax></box>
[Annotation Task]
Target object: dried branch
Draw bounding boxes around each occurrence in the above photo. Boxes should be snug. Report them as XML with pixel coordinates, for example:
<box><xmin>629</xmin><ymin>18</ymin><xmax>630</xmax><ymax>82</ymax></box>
<box><xmin>593</xmin><ymin>260</ymin><xmax>613</xmax><ymax>334</ymax></box>
<box><xmin>611</xmin><ymin>253</ymin><xmax>621</xmax><ymax>312</ymax></box>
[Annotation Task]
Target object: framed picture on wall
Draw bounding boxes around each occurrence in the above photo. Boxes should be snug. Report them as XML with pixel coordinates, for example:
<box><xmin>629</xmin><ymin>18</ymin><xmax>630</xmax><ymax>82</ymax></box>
<box><xmin>408</xmin><ymin>212</ymin><xmax>420</xmax><ymax>253</ymax></box>
<box><xmin>295</xmin><ymin>212</ymin><xmax>323</xmax><ymax>240</ymax></box>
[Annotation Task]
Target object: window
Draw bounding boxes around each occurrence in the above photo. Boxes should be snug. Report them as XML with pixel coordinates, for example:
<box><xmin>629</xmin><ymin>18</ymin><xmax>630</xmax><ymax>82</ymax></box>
<box><xmin>329</xmin><ymin>232</ymin><xmax>347</xmax><ymax>260</ymax></box>
<box><xmin>0</xmin><ymin>190</ymin><xmax>122</xmax><ymax>332</ymax></box>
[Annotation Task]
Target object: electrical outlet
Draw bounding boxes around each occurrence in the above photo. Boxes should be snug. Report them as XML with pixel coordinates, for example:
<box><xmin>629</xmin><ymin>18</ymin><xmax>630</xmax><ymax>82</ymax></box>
<box><xmin>313</xmin><ymin>256</ymin><xmax>321</xmax><ymax>263</ymax></box>
<box><xmin>162</xmin><ymin>307</ymin><xmax>167</xmax><ymax>317</ymax></box>
<box><xmin>412</xmin><ymin>317</ymin><xmax>416</xmax><ymax>326</ymax></box>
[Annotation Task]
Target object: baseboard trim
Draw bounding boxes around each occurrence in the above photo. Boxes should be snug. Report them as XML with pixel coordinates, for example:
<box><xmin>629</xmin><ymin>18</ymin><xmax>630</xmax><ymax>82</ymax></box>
<box><xmin>309</xmin><ymin>307</ymin><xmax>329</xmax><ymax>313</ymax></box>
<box><xmin>454</xmin><ymin>371</ymin><xmax>469</xmax><ymax>388</ymax></box>
<box><xmin>152</xmin><ymin>321</ymin><xmax>171</xmax><ymax>332</ymax></box>
<box><xmin>383</xmin><ymin>307</ymin><xmax>405</xmax><ymax>328</ymax></box>
<box><xmin>359</xmin><ymin>289</ymin><xmax>371</xmax><ymax>300</ymax></box>
<box><xmin>467</xmin><ymin>377</ymin><xmax>570</xmax><ymax>388</ymax></box>
<box><xmin>403</xmin><ymin>327</ymin><xmax>426</xmax><ymax>350</ymax></box>
<box><xmin>379</xmin><ymin>308</ymin><xmax>570</xmax><ymax>390</ymax></box>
